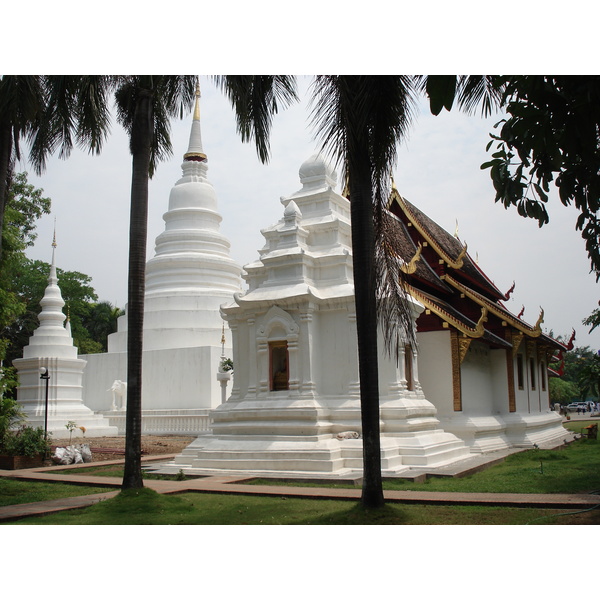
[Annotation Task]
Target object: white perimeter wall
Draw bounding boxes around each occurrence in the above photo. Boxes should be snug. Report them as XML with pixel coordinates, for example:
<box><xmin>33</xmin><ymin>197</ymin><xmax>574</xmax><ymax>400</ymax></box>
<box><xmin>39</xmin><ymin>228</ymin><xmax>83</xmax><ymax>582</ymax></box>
<box><xmin>81</xmin><ymin>346</ymin><xmax>226</xmax><ymax>412</ymax></box>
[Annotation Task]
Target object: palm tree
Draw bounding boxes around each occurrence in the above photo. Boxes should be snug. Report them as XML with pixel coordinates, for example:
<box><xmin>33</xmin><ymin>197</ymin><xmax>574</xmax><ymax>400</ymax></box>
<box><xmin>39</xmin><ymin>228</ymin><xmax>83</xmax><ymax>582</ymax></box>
<box><xmin>218</xmin><ymin>75</ymin><xmax>501</xmax><ymax>509</ymax></box>
<box><xmin>0</xmin><ymin>76</ymin><xmax>45</xmax><ymax>263</ymax></box>
<box><xmin>114</xmin><ymin>76</ymin><xmax>196</xmax><ymax>490</ymax></box>
<box><xmin>1</xmin><ymin>76</ymin><xmax>114</xmax><ymax>263</ymax></box>
<box><xmin>310</xmin><ymin>76</ymin><xmax>421</xmax><ymax>507</ymax></box>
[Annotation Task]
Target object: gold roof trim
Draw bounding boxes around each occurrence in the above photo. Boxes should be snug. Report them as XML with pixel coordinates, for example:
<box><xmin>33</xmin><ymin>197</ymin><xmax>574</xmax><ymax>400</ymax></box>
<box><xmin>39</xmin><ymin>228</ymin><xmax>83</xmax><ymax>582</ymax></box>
<box><xmin>444</xmin><ymin>275</ymin><xmax>543</xmax><ymax>338</ymax></box>
<box><xmin>407</xmin><ymin>284</ymin><xmax>487</xmax><ymax>339</ymax></box>
<box><xmin>392</xmin><ymin>192</ymin><xmax>468</xmax><ymax>269</ymax></box>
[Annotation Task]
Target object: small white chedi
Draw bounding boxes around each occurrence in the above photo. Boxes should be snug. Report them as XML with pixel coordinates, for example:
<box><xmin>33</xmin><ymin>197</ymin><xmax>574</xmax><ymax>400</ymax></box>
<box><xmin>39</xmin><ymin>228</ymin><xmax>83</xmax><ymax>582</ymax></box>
<box><xmin>80</xmin><ymin>87</ymin><xmax>243</xmax><ymax>434</ymax></box>
<box><xmin>166</xmin><ymin>154</ymin><xmax>471</xmax><ymax>476</ymax></box>
<box><xmin>13</xmin><ymin>238</ymin><xmax>117</xmax><ymax>438</ymax></box>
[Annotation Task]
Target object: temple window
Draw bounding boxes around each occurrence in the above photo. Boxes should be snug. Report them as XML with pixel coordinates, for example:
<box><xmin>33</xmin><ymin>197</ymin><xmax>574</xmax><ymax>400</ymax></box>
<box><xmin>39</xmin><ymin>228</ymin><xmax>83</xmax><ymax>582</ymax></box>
<box><xmin>269</xmin><ymin>341</ymin><xmax>289</xmax><ymax>391</ymax></box>
<box><xmin>404</xmin><ymin>344</ymin><xmax>414</xmax><ymax>391</ymax></box>
<box><xmin>529</xmin><ymin>358</ymin><xmax>536</xmax><ymax>391</ymax></box>
<box><xmin>516</xmin><ymin>354</ymin><xmax>524</xmax><ymax>390</ymax></box>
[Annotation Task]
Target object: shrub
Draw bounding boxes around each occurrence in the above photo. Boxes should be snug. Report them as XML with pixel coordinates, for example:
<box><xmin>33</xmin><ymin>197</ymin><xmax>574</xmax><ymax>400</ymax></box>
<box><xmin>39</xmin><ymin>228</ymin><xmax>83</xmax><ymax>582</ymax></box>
<box><xmin>1</xmin><ymin>426</ymin><xmax>52</xmax><ymax>457</ymax></box>
<box><xmin>0</xmin><ymin>397</ymin><xmax>25</xmax><ymax>448</ymax></box>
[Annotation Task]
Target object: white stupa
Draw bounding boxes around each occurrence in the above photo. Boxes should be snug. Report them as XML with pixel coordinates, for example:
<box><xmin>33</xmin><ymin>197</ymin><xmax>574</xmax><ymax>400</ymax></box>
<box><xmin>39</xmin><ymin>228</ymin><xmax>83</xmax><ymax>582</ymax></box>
<box><xmin>13</xmin><ymin>234</ymin><xmax>118</xmax><ymax>438</ymax></box>
<box><xmin>108</xmin><ymin>87</ymin><xmax>241</xmax><ymax>352</ymax></box>
<box><xmin>81</xmin><ymin>86</ymin><xmax>243</xmax><ymax>434</ymax></box>
<box><xmin>163</xmin><ymin>155</ymin><xmax>471</xmax><ymax>477</ymax></box>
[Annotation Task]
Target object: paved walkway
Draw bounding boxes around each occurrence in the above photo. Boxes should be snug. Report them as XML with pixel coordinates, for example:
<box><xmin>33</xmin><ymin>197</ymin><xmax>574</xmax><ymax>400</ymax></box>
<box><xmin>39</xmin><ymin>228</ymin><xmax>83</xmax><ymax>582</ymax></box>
<box><xmin>2</xmin><ymin>452</ymin><xmax>599</xmax><ymax>522</ymax></box>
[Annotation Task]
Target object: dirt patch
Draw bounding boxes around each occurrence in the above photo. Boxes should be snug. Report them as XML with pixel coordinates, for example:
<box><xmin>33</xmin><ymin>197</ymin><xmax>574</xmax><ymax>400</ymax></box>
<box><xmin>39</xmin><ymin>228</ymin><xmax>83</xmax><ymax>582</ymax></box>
<box><xmin>51</xmin><ymin>436</ymin><xmax>195</xmax><ymax>462</ymax></box>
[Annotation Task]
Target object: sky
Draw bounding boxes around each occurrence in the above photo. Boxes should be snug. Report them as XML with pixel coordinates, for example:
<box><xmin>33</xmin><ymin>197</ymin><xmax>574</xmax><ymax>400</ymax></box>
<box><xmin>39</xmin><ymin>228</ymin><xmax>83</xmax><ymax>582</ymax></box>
<box><xmin>18</xmin><ymin>76</ymin><xmax>600</xmax><ymax>352</ymax></box>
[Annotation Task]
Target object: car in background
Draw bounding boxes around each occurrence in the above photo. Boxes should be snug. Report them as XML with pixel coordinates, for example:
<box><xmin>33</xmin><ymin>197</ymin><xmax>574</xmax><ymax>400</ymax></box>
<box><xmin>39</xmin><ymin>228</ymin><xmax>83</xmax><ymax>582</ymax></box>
<box><xmin>566</xmin><ymin>402</ymin><xmax>588</xmax><ymax>411</ymax></box>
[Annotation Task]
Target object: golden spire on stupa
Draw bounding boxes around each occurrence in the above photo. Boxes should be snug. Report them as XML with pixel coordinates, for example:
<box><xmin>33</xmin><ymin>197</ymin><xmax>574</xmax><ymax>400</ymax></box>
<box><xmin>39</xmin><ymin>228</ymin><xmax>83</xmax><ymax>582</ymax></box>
<box><xmin>184</xmin><ymin>79</ymin><xmax>207</xmax><ymax>162</ymax></box>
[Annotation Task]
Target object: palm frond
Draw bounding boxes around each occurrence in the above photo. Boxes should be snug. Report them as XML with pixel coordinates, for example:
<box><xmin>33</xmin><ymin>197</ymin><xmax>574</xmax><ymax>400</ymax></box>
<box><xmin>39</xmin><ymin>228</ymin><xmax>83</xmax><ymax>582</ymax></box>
<box><xmin>456</xmin><ymin>76</ymin><xmax>504</xmax><ymax>117</ymax></box>
<box><xmin>214</xmin><ymin>75</ymin><xmax>299</xmax><ymax>164</ymax></box>
<box><xmin>310</xmin><ymin>75</ymin><xmax>419</xmax><ymax>359</ymax></box>
<box><xmin>0</xmin><ymin>76</ymin><xmax>44</xmax><ymax>168</ymax></box>
<box><xmin>375</xmin><ymin>210</ymin><xmax>418</xmax><ymax>356</ymax></box>
<box><xmin>114</xmin><ymin>76</ymin><xmax>196</xmax><ymax>177</ymax></box>
<box><xmin>74</xmin><ymin>76</ymin><xmax>115</xmax><ymax>156</ymax></box>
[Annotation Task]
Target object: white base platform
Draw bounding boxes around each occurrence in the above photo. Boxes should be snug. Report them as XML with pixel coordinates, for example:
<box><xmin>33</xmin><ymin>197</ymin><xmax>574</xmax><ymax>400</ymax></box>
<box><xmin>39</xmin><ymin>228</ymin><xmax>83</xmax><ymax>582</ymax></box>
<box><xmin>439</xmin><ymin>411</ymin><xmax>570</xmax><ymax>453</ymax></box>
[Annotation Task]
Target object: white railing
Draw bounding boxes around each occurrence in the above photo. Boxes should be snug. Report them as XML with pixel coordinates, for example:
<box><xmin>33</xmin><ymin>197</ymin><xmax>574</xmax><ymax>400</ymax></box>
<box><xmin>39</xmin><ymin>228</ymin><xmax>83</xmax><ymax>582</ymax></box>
<box><xmin>99</xmin><ymin>409</ymin><xmax>213</xmax><ymax>436</ymax></box>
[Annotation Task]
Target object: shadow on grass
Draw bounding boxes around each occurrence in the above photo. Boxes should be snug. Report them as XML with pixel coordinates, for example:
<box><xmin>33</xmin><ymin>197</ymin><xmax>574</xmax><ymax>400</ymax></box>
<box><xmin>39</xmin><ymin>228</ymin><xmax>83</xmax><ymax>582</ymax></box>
<box><xmin>11</xmin><ymin>488</ymin><xmax>600</xmax><ymax>526</ymax></box>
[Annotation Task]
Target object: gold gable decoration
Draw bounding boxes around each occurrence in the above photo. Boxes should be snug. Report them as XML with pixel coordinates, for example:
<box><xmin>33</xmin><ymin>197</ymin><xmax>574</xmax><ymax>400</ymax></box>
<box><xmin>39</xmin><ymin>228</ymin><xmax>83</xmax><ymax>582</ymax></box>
<box><xmin>534</xmin><ymin>308</ymin><xmax>544</xmax><ymax>335</ymax></box>
<box><xmin>512</xmin><ymin>332</ymin><xmax>524</xmax><ymax>357</ymax></box>
<box><xmin>400</xmin><ymin>242</ymin><xmax>423</xmax><ymax>274</ymax></box>
<box><xmin>458</xmin><ymin>337</ymin><xmax>472</xmax><ymax>363</ymax></box>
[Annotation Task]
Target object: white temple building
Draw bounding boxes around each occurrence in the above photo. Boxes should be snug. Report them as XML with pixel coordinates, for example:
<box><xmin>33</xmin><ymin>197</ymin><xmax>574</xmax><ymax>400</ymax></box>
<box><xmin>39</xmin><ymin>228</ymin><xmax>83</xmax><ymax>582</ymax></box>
<box><xmin>163</xmin><ymin>155</ymin><xmax>473</xmax><ymax>477</ymax></box>
<box><xmin>81</xmin><ymin>88</ymin><xmax>243</xmax><ymax>434</ymax></box>
<box><xmin>13</xmin><ymin>237</ymin><xmax>117</xmax><ymax>438</ymax></box>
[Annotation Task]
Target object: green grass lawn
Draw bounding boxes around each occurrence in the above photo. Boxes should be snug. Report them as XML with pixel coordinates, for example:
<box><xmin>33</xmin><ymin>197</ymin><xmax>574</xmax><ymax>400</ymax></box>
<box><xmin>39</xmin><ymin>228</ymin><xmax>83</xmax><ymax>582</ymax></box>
<box><xmin>563</xmin><ymin>419</ymin><xmax>598</xmax><ymax>434</ymax></box>
<box><xmin>6</xmin><ymin>487</ymin><xmax>599</xmax><ymax>525</ymax></box>
<box><xmin>384</xmin><ymin>440</ymin><xmax>600</xmax><ymax>494</ymax></box>
<box><xmin>0</xmin><ymin>477</ymin><xmax>111</xmax><ymax>507</ymax></box>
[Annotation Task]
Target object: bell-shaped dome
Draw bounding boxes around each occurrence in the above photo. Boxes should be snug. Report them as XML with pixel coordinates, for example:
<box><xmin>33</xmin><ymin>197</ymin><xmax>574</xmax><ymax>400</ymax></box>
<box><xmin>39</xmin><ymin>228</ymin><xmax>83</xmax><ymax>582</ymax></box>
<box><xmin>298</xmin><ymin>154</ymin><xmax>337</xmax><ymax>190</ymax></box>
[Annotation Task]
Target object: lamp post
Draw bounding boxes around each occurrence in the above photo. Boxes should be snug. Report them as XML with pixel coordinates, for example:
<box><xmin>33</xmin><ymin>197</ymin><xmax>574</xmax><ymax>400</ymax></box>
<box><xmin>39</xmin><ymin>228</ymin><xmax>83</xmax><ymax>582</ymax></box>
<box><xmin>39</xmin><ymin>367</ymin><xmax>50</xmax><ymax>442</ymax></box>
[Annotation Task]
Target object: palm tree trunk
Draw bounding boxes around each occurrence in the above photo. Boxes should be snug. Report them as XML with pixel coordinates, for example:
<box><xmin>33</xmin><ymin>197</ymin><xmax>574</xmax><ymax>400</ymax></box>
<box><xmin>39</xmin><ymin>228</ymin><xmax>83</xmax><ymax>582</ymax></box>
<box><xmin>349</xmin><ymin>143</ymin><xmax>385</xmax><ymax>509</ymax></box>
<box><xmin>0</xmin><ymin>123</ymin><xmax>13</xmax><ymax>265</ymax></box>
<box><xmin>121</xmin><ymin>88</ymin><xmax>153</xmax><ymax>490</ymax></box>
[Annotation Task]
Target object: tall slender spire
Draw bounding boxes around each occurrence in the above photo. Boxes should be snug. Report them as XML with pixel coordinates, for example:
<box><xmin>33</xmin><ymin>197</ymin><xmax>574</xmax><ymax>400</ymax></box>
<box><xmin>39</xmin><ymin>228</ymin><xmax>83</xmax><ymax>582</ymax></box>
<box><xmin>183</xmin><ymin>80</ymin><xmax>207</xmax><ymax>162</ymax></box>
<box><xmin>50</xmin><ymin>219</ymin><xmax>58</xmax><ymax>284</ymax></box>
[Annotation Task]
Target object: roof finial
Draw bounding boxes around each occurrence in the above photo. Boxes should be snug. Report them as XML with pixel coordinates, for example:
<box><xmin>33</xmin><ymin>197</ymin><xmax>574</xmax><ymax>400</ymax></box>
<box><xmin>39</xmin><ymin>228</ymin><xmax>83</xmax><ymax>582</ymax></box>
<box><xmin>184</xmin><ymin>77</ymin><xmax>207</xmax><ymax>162</ymax></box>
<box><xmin>193</xmin><ymin>81</ymin><xmax>201</xmax><ymax>121</ymax></box>
<box><xmin>50</xmin><ymin>219</ymin><xmax>57</xmax><ymax>275</ymax></box>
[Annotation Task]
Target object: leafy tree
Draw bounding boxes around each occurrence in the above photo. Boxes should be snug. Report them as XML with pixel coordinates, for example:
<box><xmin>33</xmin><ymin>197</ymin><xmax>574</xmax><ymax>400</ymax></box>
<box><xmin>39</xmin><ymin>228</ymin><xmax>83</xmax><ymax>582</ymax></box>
<box><xmin>548</xmin><ymin>377</ymin><xmax>579</xmax><ymax>405</ymax></box>
<box><xmin>576</xmin><ymin>349</ymin><xmax>600</xmax><ymax>401</ymax></box>
<box><xmin>81</xmin><ymin>301</ymin><xmax>124</xmax><ymax>352</ymax></box>
<box><xmin>0</xmin><ymin>173</ymin><xmax>51</xmax><ymax>396</ymax></box>
<box><xmin>2</xmin><ymin>172</ymin><xmax>51</xmax><ymax>255</ymax></box>
<box><xmin>561</xmin><ymin>346</ymin><xmax>596</xmax><ymax>388</ymax></box>
<box><xmin>114</xmin><ymin>76</ymin><xmax>196</xmax><ymax>490</ymax></box>
<box><xmin>548</xmin><ymin>343</ymin><xmax>599</xmax><ymax>403</ymax></box>
<box><xmin>582</xmin><ymin>305</ymin><xmax>600</xmax><ymax>334</ymax></box>
<box><xmin>479</xmin><ymin>76</ymin><xmax>600</xmax><ymax>280</ymax></box>
<box><xmin>0</xmin><ymin>173</ymin><xmax>51</xmax><ymax>324</ymax></box>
